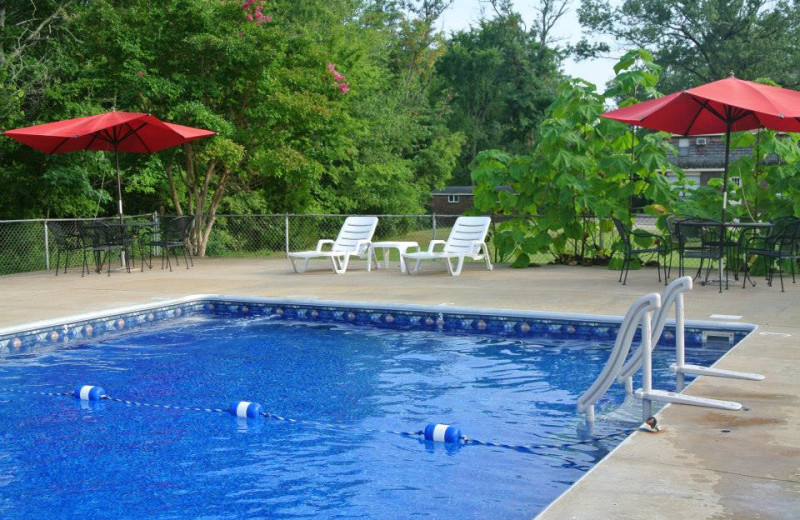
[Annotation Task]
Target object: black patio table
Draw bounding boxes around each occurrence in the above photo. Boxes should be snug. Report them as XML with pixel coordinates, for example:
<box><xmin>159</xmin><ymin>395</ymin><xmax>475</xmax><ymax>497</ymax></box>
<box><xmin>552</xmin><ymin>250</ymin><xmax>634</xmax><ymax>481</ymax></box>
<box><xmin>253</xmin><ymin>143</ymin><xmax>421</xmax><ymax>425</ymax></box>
<box><xmin>104</xmin><ymin>220</ymin><xmax>155</xmax><ymax>271</ymax></box>
<box><xmin>78</xmin><ymin>222</ymin><xmax>130</xmax><ymax>276</ymax></box>
<box><xmin>675</xmin><ymin>219</ymin><xmax>772</xmax><ymax>292</ymax></box>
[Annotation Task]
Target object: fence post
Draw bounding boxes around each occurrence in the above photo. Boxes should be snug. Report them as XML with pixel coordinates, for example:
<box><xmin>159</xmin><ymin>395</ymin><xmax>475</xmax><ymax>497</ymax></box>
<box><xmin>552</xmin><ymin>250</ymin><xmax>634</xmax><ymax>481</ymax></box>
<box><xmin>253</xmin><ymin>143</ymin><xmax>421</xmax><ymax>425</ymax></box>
<box><xmin>153</xmin><ymin>213</ymin><xmax>161</xmax><ymax>256</ymax></box>
<box><xmin>284</xmin><ymin>213</ymin><xmax>290</xmax><ymax>257</ymax></box>
<box><xmin>44</xmin><ymin>220</ymin><xmax>50</xmax><ymax>271</ymax></box>
<box><xmin>598</xmin><ymin>216</ymin><xmax>604</xmax><ymax>251</ymax></box>
<box><xmin>432</xmin><ymin>213</ymin><xmax>437</xmax><ymax>241</ymax></box>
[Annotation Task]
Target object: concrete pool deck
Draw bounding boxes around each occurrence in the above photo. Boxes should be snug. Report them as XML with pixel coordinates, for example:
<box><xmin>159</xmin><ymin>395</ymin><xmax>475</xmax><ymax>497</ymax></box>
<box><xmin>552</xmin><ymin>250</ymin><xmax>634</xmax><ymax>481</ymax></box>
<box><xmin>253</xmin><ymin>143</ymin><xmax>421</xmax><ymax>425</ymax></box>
<box><xmin>1</xmin><ymin>257</ymin><xmax>798</xmax><ymax>519</ymax></box>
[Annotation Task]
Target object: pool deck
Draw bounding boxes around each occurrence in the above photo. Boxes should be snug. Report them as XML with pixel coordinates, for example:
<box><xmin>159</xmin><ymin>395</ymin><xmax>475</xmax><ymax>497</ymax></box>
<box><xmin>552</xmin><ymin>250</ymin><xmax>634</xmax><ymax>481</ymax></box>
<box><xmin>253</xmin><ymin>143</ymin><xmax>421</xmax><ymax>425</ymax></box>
<box><xmin>1</xmin><ymin>257</ymin><xmax>798</xmax><ymax>519</ymax></box>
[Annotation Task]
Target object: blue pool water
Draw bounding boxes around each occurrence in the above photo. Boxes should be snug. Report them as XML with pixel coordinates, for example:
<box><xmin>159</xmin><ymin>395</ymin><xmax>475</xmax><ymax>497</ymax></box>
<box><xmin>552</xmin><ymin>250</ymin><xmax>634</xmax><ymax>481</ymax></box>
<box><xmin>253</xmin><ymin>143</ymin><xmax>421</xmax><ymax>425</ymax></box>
<box><xmin>0</xmin><ymin>313</ymin><xmax>734</xmax><ymax>519</ymax></box>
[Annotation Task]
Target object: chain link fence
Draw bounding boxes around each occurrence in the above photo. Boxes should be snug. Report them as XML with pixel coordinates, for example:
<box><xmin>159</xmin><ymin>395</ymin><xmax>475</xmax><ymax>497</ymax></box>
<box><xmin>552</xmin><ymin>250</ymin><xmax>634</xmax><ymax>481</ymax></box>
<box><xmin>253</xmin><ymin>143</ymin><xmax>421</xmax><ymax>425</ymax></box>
<box><xmin>203</xmin><ymin>214</ymin><xmax>460</xmax><ymax>258</ymax></box>
<box><xmin>0</xmin><ymin>213</ymin><xmax>666</xmax><ymax>276</ymax></box>
<box><xmin>0</xmin><ymin>214</ymin><xmax>465</xmax><ymax>275</ymax></box>
<box><xmin>0</xmin><ymin>214</ymin><xmax>155</xmax><ymax>275</ymax></box>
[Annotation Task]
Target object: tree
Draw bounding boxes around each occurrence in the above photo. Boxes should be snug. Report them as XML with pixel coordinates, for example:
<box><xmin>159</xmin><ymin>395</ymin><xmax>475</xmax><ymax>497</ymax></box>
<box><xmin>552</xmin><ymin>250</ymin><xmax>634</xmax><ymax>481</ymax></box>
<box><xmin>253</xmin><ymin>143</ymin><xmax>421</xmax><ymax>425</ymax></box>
<box><xmin>578</xmin><ymin>0</ymin><xmax>800</xmax><ymax>91</ymax></box>
<box><xmin>390</xmin><ymin>0</ymin><xmax>453</xmax><ymax>86</ymax></box>
<box><xmin>0</xmin><ymin>1</ymin><xmax>76</xmax><ymax>124</ymax></box>
<box><xmin>0</xmin><ymin>1</ymin><xmax>98</xmax><ymax>219</ymax></box>
<box><xmin>433</xmin><ymin>11</ymin><xmax>562</xmax><ymax>183</ymax></box>
<box><xmin>38</xmin><ymin>0</ymin><xmax>257</xmax><ymax>254</ymax></box>
<box><xmin>0</xmin><ymin>0</ymin><xmax>463</xmax><ymax>234</ymax></box>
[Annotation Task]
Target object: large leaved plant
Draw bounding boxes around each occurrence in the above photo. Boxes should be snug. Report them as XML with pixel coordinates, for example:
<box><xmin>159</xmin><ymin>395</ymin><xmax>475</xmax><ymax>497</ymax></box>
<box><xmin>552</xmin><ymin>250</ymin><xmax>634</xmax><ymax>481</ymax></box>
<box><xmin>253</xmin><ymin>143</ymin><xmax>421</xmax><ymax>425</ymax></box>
<box><xmin>472</xmin><ymin>50</ymin><xmax>680</xmax><ymax>267</ymax></box>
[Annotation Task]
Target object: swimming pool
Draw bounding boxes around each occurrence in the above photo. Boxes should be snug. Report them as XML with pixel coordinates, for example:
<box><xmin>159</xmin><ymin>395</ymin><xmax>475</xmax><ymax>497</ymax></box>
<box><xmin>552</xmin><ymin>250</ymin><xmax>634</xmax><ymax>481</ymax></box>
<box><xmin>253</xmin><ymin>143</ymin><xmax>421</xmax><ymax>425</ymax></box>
<box><xmin>0</xmin><ymin>296</ymin><xmax>755</xmax><ymax>519</ymax></box>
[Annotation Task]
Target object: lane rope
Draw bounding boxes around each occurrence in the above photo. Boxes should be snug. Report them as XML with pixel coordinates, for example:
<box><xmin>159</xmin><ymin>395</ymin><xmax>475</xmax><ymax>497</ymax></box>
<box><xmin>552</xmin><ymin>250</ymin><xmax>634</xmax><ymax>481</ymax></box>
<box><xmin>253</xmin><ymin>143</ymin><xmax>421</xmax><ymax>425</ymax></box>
<box><xmin>1</xmin><ymin>386</ymin><xmax>634</xmax><ymax>453</ymax></box>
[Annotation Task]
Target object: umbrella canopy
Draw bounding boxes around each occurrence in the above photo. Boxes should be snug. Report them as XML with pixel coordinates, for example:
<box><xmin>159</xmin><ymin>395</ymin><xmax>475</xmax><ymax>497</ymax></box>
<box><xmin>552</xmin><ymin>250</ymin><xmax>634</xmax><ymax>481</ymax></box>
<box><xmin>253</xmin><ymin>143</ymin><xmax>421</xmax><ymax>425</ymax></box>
<box><xmin>3</xmin><ymin>111</ymin><xmax>215</xmax><ymax>222</ymax></box>
<box><xmin>4</xmin><ymin>112</ymin><xmax>215</xmax><ymax>154</ymax></box>
<box><xmin>602</xmin><ymin>77</ymin><xmax>800</xmax><ymax>221</ymax></box>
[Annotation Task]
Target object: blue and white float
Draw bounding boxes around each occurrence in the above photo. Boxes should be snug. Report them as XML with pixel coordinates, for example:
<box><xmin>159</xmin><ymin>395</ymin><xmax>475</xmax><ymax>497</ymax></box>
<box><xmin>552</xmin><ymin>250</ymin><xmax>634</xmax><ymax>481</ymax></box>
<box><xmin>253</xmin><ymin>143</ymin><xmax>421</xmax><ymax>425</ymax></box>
<box><xmin>74</xmin><ymin>385</ymin><xmax>105</xmax><ymax>401</ymax></box>
<box><xmin>229</xmin><ymin>401</ymin><xmax>263</xmax><ymax>418</ymax></box>
<box><xmin>423</xmin><ymin>423</ymin><xmax>462</xmax><ymax>443</ymax></box>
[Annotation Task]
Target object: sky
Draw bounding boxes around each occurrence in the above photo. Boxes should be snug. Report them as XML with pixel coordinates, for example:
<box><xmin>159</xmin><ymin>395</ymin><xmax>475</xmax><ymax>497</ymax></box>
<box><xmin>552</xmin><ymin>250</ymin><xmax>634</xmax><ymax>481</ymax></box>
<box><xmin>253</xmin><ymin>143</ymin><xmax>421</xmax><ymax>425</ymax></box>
<box><xmin>437</xmin><ymin>0</ymin><xmax>619</xmax><ymax>91</ymax></box>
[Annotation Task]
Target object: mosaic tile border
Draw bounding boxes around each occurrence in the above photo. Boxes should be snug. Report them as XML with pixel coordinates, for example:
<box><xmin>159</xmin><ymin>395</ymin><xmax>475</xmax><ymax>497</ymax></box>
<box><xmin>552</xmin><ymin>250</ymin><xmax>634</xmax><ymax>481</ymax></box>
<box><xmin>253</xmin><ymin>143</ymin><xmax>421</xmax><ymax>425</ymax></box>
<box><xmin>0</xmin><ymin>302</ymin><xmax>206</xmax><ymax>354</ymax></box>
<box><xmin>202</xmin><ymin>300</ymin><xmax>751</xmax><ymax>347</ymax></box>
<box><xmin>0</xmin><ymin>295</ymin><xmax>755</xmax><ymax>356</ymax></box>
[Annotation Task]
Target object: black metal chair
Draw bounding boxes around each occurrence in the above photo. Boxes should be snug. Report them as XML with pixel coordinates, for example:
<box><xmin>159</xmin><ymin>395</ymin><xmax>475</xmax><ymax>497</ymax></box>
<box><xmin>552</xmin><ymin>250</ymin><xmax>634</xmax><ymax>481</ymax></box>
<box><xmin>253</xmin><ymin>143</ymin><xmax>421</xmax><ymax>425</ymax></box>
<box><xmin>108</xmin><ymin>222</ymin><xmax>139</xmax><ymax>269</ymax></box>
<box><xmin>742</xmin><ymin>218</ymin><xmax>800</xmax><ymax>291</ymax></box>
<box><xmin>740</xmin><ymin>217</ymin><xmax>792</xmax><ymax>288</ymax></box>
<box><xmin>675</xmin><ymin>218</ymin><xmax>728</xmax><ymax>292</ymax></box>
<box><xmin>78</xmin><ymin>222</ymin><xmax>130</xmax><ymax>276</ymax></box>
<box><xmin>145</xmin><ymin>215</ymin><xmax>195</xmax><ymax>271</ymax></box>
<box><xmin>47</xmin><ymin>221</ymin><xmax>84</xmax><ymax>276</ymax></box>
<box><xmin>118</xmin><ymin>220</ymin><xmax>155</xmax><ymax>270</ymax></box>
<box><xmin>661</xmin><ymin>214</ymin><xmax>685</xmax><ymax>284</ymax></box>
<box><xmin>612</xmin><ymin>217</ymin><xmax>666</xmax><ymax>285</ymax></box>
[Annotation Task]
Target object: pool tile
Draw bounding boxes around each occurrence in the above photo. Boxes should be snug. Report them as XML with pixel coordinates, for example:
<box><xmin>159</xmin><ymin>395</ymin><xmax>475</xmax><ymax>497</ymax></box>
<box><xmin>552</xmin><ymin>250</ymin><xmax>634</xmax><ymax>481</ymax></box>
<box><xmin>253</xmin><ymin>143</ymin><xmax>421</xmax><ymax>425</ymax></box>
<box><xmin>0</xmin><ymin>297</ymin><xmax>753</xmax><ymax>355</ymax></box>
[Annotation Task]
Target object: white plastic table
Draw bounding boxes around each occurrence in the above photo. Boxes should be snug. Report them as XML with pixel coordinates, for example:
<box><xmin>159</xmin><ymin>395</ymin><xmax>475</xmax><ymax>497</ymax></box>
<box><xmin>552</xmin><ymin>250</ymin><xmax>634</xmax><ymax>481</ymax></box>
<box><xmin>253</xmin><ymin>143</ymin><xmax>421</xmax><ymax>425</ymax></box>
<box><xmin>368</xmin><ymin>241</ymin><xmax>420</xmax><ymax>273</ymax></box>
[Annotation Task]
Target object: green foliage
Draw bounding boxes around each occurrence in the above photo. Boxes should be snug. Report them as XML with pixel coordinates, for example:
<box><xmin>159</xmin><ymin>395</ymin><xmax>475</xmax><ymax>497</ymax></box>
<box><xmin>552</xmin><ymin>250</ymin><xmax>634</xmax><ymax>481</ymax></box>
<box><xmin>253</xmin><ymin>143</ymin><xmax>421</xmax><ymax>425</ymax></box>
<box><xmin>0</xmin><ymin>0</ymin><xmax>465</xmax><ymax>222</ymax></box>
<box><xmin>472</xmin><ymin>50</ymin><xmax>680</xmax><ymax>267</ymax></box>
<box><xmin>432</xmin><ymin>12</ymin><xmax>562</xmax><ymax>183</ymax></box>
<box><xmin>5</xmin><ymin>0</ymin><xmax>797</xmax><ymax>274</ymax></box>
<box><xmin>578</xmin><ymin>0</ymin><xmax>800</xmax><ymax>92</ymax></box>
<box><xmin>674</xmin><ymin>129</ymin><xmax>800</xmax><ymax>221</ymax></box>
<box><xmin>472</xmin><ymin>45</ymin><xmax>800</xmax><ymax>270</ymax></box>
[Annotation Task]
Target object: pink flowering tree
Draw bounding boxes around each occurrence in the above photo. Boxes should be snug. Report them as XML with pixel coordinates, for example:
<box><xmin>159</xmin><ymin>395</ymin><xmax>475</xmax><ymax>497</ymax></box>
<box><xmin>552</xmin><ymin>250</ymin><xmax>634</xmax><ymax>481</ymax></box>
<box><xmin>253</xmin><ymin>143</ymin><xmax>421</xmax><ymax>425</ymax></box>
<box><xmin>241</xmin><ymin>0</ymin><xmax>272</xmax><ymax>24</ymax></box>
<box><xmin>327</xmin><ymin>62</ymin><xmax>350</xmax><ymax>95</ymax></box>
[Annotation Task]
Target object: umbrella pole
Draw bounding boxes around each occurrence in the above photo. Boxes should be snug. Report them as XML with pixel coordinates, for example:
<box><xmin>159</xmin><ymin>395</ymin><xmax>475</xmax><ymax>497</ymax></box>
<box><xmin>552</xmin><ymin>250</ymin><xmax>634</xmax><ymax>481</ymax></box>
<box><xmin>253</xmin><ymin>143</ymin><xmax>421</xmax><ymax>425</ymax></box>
<box><xmin>114</xmin><ymin>148</ymin><xmax>128</xmax><ymax>269</ymax></box>
<box><xmin>718</xmin><ymin>122</ymin><xmax>733</xmax><ymax>293</ymax></box>
<box><xmin>115</xmin><ymin>148</ymin><xmax>124</xmax><ymax>226</ymax></box>
<box><xmin>628</xmin><ymin>130</ymin><xmax>635</xmax><ymax>220</ymax></box>
<box><xmin>721</xmin><ymin>123</ymin><xmax>732</xmax><ymax>224</ymax></box>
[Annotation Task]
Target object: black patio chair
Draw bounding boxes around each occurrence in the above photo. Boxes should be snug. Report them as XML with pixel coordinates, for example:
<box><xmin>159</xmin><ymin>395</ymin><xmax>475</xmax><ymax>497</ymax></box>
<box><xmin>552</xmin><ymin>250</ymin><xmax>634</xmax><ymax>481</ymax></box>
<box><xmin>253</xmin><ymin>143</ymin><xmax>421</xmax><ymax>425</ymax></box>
<box><xmin>612</xmin><ymin>217</ymin><xmax>666</xmax><ymax>285</ymax></box>
<box><xmin>47</xmin><ymin>221</ymin><xmax>84</xmax><ymax>276</ymax></box>
<box><xmin>740</xmin><ymin>217</ymin><xmax>794</xmax><ymax>288</ymax></box>
<box><xmin>107</xmin><ymin>222</ymin><xmax>140</xmax><ymax>269</ymax></box>
<box><xmin>661</xmin><ymin>214</ymin><xmax>687</xmax><ymax>284</ymax></box>
<box><xmin>145</xmin><ymin>215</ymin><xmax>195</xmax><ymax>271</ymax></box>
<box><xmin>78</xmin><ymin>222</ymin><xmax>130</xmax><ymax>276</ymax></box>
<box><xmin>742</xmin><ymin>217</ymin><xmax>800</xmax><ymax>291</ymax></box>
<box><xmin>675</xmin><ymin>218</ymin><xmax>728</xmax><ymax>292</ymax></box>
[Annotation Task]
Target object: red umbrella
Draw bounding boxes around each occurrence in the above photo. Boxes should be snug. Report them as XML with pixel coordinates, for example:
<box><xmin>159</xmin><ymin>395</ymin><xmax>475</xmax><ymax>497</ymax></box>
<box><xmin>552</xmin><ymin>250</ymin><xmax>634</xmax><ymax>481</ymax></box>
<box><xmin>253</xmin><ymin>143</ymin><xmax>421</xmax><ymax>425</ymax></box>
<box><xmin>602</xmin><ymin>76</ymin><xmax>800</xmax><ymax>222</ymax></box>
<box><xmin>3</xmin><ymin>111</ymin><xmax>215</xmax><ymax>222</ymax></box>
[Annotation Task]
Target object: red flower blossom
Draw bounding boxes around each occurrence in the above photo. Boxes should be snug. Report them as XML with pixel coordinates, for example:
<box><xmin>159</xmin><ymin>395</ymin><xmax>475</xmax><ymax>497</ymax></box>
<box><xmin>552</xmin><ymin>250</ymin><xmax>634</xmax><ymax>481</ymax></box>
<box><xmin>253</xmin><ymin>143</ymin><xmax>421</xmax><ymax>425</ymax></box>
<box><xmin>242</xmin><ymin>0</ymin><xmax>271</xmax><ymax>24</ymax></box>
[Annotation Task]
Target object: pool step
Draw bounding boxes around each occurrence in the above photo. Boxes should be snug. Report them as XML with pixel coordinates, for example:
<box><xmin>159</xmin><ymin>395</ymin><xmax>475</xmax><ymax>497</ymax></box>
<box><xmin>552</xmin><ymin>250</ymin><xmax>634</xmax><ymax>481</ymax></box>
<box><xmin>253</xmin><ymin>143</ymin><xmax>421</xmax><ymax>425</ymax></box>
<box><xmin>671</xmin><ymin>363</ymin><xmax>765</xmax><ymax>381</ymax></box>
<box><xmin>635</xmin><ymin>388</ymin><xmax>742</xmax><ymax>411</ymax></box>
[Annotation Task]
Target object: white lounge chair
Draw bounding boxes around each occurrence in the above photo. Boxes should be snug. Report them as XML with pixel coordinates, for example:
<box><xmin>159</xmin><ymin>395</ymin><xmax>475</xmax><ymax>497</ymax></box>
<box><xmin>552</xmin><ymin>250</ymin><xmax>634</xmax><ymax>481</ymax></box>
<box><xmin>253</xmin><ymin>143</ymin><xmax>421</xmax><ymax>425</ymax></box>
<box><xmin>288</xmin><ymin>216</ymin><xmax>378</xmax><ymax>274</ymax></box>
<box><xmin>402</xmin><ymin>216</ymin><xmax>493</xmax><ymax>276</ymax></box>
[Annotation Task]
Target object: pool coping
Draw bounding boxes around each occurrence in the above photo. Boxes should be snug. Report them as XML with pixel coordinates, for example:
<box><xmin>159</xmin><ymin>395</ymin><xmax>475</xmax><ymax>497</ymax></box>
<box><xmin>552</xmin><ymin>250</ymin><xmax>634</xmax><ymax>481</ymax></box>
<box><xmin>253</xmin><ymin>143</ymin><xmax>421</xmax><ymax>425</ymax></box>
<box><xmin>0</xmin><ymin>293</ymin><xmax>756</xmax><ymax>351</ymax></box>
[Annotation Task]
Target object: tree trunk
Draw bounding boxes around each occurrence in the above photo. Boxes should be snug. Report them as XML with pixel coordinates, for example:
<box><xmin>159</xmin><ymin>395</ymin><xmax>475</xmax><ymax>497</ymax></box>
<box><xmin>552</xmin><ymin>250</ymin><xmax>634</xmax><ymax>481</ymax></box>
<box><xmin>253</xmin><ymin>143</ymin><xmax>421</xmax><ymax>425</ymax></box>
<box><xmin>166</xmin><ymin>143</ymin><xmax>237</xmax><ymax>258</ymax></box>
<box><xmin>196</xmin><ymin>167</ymin><xmax>231</xmax><ymax>257</ymax></box>
<box><xmin>165</xmin><ymin>164</ymin><xmax>183</xmax><ymax>215</ymax></box>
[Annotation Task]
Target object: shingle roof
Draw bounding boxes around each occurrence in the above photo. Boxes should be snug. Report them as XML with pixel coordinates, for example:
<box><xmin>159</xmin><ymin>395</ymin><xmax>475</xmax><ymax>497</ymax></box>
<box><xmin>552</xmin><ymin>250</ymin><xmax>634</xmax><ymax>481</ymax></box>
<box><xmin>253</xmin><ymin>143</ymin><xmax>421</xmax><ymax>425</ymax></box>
<box><xmin>431</xmin><ymin>186</ymin><xmax>474</xmax><ymax>196</ymax></box>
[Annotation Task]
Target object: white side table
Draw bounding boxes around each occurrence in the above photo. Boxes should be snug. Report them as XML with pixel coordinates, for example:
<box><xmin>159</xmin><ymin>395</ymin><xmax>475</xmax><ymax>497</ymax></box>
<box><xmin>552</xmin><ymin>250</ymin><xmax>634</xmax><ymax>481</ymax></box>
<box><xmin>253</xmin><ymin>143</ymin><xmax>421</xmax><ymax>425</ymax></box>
<box><xmin>368</xmin><ymin>241</ymin><xmax>420</xmax><ymax>273</ymax></box>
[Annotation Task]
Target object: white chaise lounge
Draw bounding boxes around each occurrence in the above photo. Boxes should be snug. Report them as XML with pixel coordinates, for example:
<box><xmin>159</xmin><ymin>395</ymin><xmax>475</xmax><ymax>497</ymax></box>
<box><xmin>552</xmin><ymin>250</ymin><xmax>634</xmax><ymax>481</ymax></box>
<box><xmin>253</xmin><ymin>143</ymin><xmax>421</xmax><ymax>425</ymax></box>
<box><xmin>288</xmin><ymin>216</ymin><xmax>378</xmax><ymax>274</ymax></box>
<box><xmin>402</xmin><ymin>216</ymin><xmax>493</xmax><ymax>276</ymax></box>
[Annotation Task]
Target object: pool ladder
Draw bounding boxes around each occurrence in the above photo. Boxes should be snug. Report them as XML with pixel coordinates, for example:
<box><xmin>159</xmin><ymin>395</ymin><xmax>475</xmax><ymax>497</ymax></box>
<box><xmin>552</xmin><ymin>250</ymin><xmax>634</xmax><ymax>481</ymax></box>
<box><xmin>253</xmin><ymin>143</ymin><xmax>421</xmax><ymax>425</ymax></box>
<box><xmin>577</xmin><ymin>276</ymin><xmax>764</xmax><ymax>430</ymax></box>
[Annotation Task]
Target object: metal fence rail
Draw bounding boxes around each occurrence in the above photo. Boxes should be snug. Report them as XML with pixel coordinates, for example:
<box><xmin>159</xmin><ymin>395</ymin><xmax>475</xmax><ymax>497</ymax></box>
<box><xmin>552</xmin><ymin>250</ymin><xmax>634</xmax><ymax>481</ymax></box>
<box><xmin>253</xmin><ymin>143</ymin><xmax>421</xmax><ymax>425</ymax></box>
<box><xmin>0</xmin><ymin>213</ymin><xmax>663</xmax><ymax>276</ymax></box>
<box><xmin>0</xmin><ymin>214</ymin><xmax>464</xmax><ymax>275</ymax></box>
<box><xmin>0</xmin><ymin>214</ymin><xmax>155</xmax><ymax>275</ymax></box>
<box><xmin>204</xmin><ymin>214</ymin><xmax>457</xmax><ymax>258</ymax></box>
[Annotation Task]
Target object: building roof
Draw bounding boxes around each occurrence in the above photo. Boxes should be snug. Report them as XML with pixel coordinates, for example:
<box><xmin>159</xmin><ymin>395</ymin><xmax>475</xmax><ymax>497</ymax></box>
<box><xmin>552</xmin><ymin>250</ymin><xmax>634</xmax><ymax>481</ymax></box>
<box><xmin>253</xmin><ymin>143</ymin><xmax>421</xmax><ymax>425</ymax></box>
<box><xmin>431</xmin><ymin>186</ymin><xmax>474</xmax><ymax>196</ymax></box>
